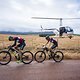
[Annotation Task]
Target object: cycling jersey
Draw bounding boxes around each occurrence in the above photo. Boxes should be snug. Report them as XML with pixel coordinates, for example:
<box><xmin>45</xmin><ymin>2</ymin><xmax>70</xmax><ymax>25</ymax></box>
<box><xmin>11</xmin><ymin>37</ymin><xmax>26</xmax><ymax>50</ymax></box>
<box><xmin>48</xmin><ymin>38</ymin><xmax>57</xmax><ymax>45</ymax></box>
<box><xmin>47</xmin><ymin>38</ymin><xmax>58</xmax><ymax>49</ymax></box>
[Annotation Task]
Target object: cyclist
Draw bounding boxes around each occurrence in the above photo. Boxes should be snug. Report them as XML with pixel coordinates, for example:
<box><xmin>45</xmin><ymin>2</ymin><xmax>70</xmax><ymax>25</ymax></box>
<box><xmin>45</xmin><ymin>35</ymin><xmax>58</xmax><ymax>51</ymax></box>
<box><xmin>8</xmin><ymin>36</ymin><xmax>26</xmax><ymax>50</ymax></box>
<box><xmin>8</xmin><ymin>36</ymin><xmax>26</xmax><ymax>63</ymax></box>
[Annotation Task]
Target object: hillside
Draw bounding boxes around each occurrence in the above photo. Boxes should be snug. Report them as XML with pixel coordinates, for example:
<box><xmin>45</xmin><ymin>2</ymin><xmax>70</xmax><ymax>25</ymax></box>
<box><xmin>0</xmin><ymin>31</ymin><xmax>55</xmax><ymax>35</ymax></box>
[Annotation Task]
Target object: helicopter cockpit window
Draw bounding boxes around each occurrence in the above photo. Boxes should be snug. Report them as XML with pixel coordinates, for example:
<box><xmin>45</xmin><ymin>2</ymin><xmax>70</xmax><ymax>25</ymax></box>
<box><xmin>66</xmin><ymin>27</ymin><xmax>73</xmax><ymax>32</ymax></box>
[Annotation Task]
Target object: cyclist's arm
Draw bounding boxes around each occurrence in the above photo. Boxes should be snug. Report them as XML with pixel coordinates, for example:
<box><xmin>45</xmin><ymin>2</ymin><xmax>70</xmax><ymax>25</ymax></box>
<box><xmin>11</xmin><ymin>40</ymin><xmax>17</xmax><ymax>47</ymax></box>
<box><xmin>48</xmin><ymin>42</ymin><xmax>52</xmax><ymax>47</ymax></box>
<box><xmin>45</xmin><ymin>41</ymin><xmax>49</xmax><ymax>46</ymax></box>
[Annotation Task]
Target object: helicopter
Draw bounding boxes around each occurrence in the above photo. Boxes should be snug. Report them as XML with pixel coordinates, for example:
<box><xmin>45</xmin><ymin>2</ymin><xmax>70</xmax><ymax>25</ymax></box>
<box><xmin>40</xmin><ymin>25</ymin><xmax>73</xmax><ymax>38</ymax></box>
<box><xmin>32</xmin><ymin>17</ymin><xmax>80</xmax><ymax>39</ymax></box>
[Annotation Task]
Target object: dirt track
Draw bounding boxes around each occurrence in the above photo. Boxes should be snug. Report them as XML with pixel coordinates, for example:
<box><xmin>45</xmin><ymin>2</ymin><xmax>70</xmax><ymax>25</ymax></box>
<box><xmin>0</xmin><ymin>60</ymin><xmax>80</xmax><ymax>80</ymax></box>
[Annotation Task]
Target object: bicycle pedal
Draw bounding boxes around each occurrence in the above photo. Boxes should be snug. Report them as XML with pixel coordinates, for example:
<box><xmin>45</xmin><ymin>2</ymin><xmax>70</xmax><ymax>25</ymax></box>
<box><xmin>49</xmin><ymin>56</ymin><xmax>53</xmax><ymax>59</ymax></box>
<box><xmin>49</xmin><ymin>57</ymin><xmax>51</xmax><ymax>60</ymax></box>
<box><xmin>16</xmin><ymin>60</ymin><xmax>22</xmax><ymax>63</ymax></box>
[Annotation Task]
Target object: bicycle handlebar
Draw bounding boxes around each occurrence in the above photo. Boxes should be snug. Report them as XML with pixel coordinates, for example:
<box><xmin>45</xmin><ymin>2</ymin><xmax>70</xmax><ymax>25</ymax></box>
<box><xmin>8</xmin><ymin>46</ymin><xmax>15</xmax><ymax>52</ymax></box>
<box><xmin>38</xmin><ymin>45</ymin><xmax>49</xmax><ymax>51</ymax></box>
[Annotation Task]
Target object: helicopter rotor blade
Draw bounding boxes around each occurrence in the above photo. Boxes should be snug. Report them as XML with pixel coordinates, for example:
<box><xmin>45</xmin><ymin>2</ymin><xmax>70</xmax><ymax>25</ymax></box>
<box><xmin>32</xmin><ymin>17</ymin><xmax>61</xmax><ymax>20</ymax></box>
<box><xmin>32</xmin><ymin>17</ymin><xmax>80</xmax><ymax>20</ymax></box>
<box><xmin>32</xmin><ymin>17</ymin><xmax>80</xmax><ymax>26</ymax></box>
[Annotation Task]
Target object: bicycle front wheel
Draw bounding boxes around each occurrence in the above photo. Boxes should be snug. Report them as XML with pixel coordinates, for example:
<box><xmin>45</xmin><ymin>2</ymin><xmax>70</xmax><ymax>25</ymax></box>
<box><xmin>53</xmin><ymin>51</ymin><xmax>64</xmax><ymax>62</ymax></box>
<box><xmin>34</xmin><ymin>51</ymin><xmax>46</xmax><ymax>63</ymax></box>
<box><xmin>22</xmin><ymin>51</ymin><xmax>33</xmax><ymax>64</ymax></box>
<box><xmin>0</xmin><ymin>51</ymin><xmax>11</xmax><ymax>65</ymax></box>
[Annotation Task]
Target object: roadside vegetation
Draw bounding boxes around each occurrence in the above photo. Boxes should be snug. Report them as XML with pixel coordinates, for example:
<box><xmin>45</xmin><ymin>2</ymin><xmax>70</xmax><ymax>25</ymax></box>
<box><xmin>0</xmin><ymin>34</ymin><xmax>80</xmax><ymax>60</ymax></box>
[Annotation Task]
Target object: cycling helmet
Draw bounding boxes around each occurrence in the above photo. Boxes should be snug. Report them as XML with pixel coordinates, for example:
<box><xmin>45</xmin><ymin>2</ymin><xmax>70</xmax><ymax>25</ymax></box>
<box><xmin>8</xmin><ymin>36</ymin><xmax>13</xmax><ymax>41</ymax></box>
<box><xmin>45</xmin><ymin>35</ymin><xmax>50</xmax><ymax>40</ymax></box>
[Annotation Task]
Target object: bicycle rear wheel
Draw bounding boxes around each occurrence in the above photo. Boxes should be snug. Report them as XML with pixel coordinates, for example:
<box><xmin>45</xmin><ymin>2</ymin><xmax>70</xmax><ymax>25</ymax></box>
<box><xmin>34</xmin><ymin>51</ymin><xmax>46</xmax><ymax>63</ymax></box>
<box><xmin>0</xmin><ymin>51</ymin><xmax>11</xmax><ymax>65</ymax></box>
<box><xmin>22</xmin><ymin>51</ymin><xmax>33</xmax><ymax>64</ymax></box>
<box><xmin>53</xmin><ymin>51</ymin><xmax>64</xmax><ymax>62</ymax></box>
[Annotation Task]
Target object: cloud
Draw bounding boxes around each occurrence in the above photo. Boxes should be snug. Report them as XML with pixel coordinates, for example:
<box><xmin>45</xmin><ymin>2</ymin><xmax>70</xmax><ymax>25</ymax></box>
<box><xmin>10</xmin><ymin>0</ymin><xmax>23</xmax><ymax>11</ymax></box>
<box><xmin>0</xmin><ymin>0</ymin><xmax>80</xmax><ymax>33</ymax></box>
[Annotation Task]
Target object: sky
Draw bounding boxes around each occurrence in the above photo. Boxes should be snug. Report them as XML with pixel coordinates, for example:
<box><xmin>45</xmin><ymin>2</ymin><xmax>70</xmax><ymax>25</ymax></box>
<box><xmin>0</xmin><ymin>0</ymin><xmax>80</xmax><ymax>33</ymax></box>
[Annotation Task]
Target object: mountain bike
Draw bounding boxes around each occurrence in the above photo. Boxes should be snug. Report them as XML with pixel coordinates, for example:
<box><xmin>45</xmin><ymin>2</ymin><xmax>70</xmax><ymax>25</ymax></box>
<box><xmin>34</xmin><ymin>45</ymin><xmax>64</xmax><ymax>63</ymax></box>
<box><xmin>0</xmin><ymin>46</ymin><xmax>33</xmax><ymax>65</ymax></box>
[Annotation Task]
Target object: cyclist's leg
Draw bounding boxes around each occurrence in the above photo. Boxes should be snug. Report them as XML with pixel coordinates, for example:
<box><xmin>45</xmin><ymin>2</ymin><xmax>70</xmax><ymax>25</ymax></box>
<box><xmin>51</xmin><ymin>43</ymin><xmax>58</xmax><ymax>51</ymax></box>
<box><xmin>14</xmin><ymin>44</ymin><xmax>20</xmax><ymax>50</ymax></box>
<box><xmin>20</xmin><ymin>41</ymin><xmax>26</xmax><ymax>50</ymax></box>
<box><xmin>15</xmin><ymin>44</ymin><xmax>22</xmax><ymax>63</ymax></box>
<box><xmin>51</xmin><ymin>45</ymin><xmax>56</xmax><ymax>50</ymax></box>
<box><xmin>50</xmin><ymin>45</ymin><xmax>57</xmax><ymax>56</ymax></box>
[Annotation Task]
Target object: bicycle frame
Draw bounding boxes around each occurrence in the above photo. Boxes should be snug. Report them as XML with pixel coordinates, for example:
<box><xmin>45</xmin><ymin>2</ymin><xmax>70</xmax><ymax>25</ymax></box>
<box><xmin>35</xmin><ymin>46</ymin><xmax>64</xmax><ymax>63</ymax></box>
<box><xmin>0</xmin><ymin>46</ymin><xmax>33</xmax><ymax>65</ymax></box>
<box><xmin>7</xmin><ymin>47</ymin><xmax>22</xmax><ymax>60</ymax></box>
<box><xmin>41</xmin><ymin>46</ymin><xmax>54</xmax><ymax>59</ymax></box>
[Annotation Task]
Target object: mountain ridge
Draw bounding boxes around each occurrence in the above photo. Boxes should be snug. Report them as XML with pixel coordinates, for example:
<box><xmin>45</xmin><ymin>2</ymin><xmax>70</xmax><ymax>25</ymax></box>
<box><xmin>0</xmin><ymin>31</ymin><xmax>55</xmax><ymax>35</ymax></box>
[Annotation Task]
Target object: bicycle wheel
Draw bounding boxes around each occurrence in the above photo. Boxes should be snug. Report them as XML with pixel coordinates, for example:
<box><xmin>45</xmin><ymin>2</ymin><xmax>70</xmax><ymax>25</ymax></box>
<box><xmin>53</xmin><ymin>51</ymin><xmax>64</xmax><ymax>62</ymax></box>
<box><xmin>34</xmin><ymin>51</ymin><xmax>46</xmax><ymax>63</ymax></box>
<box><xmin>22</xmin><ymin>51</ymin><xmax>33</xmax><ymax>64</ymax></box>
<box><xmin>0</xmin><ymin>51</ymin><xmax>11</xmax><ymax>65</ymax></box>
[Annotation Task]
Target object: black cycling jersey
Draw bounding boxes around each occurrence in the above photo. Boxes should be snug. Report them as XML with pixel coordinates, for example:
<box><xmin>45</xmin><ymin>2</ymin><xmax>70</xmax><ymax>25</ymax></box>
<box><xmin>48</xmin><ymin>38</ymin><xmax>58</xmax><ymax>45</ymax></box>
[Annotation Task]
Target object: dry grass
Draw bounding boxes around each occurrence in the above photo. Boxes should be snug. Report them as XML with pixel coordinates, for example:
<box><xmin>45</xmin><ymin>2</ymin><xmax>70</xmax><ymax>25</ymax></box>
<box><xmin>0</xmin><ymin>34</ymin><xmax>80</xmax><ymax>59</ymax></box>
